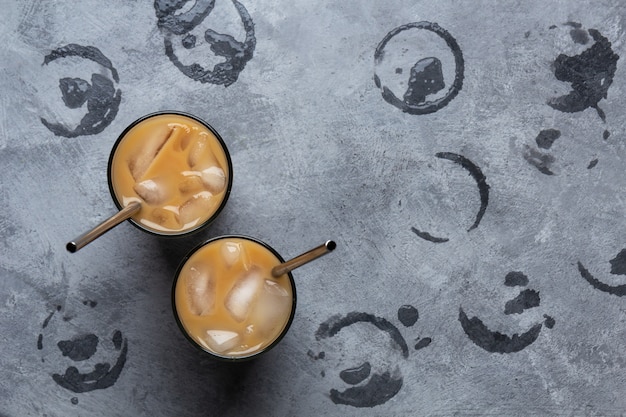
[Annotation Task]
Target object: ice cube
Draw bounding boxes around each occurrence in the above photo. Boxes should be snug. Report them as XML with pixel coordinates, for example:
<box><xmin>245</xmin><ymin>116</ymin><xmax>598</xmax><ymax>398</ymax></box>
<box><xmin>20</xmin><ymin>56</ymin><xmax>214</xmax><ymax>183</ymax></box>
<box><xmin>201</xmin><ymin>166</ymin><xmax>226</xmax><ymax>193</ymax></box>
<box><xmin>178</xmin><ymin>191</ymin><xmax>215</xmax><ymax>226</ymax></box>
<box><xmin>138</xmin><ymin>126</ymin><xmax>186</xmax><ymax>181</ymax></box>
<box><xmin>150</xmin><ymin>206</ymin><xmax>180</xmax><ymax>227</ymax></box>
<box><xmin>180</xmin><ymin>127</ymin><xmax>202</xmax><ymax>150</ymax></box>
<box><xmin>178</xmin><ymin>174</ymin><xmax>204</xmax><ymax>194</ymax></box>
<box><xmin>186</xmin><ymin>132</ymin><xmax>218</xmax><ymax>168</ymax></box>
<box><xmin>203</xmin><ymin>330</ymin><xmax>241</xmax><ymax>354</ymax></box>
<box><xmin>221</xmin><ymin>241</ymin><xmax>250</xmax><ymax>269</ymax></box>
<box><xmin>128</xmin><ymin>125</ymin><xmax>174</xmax><ymax>180</ymax></box>
<box><xmin>185</xmin><ymin>263</ymin><xmax>216</xmax><ymax>316</ymax></box>
<box><xmin>224</xmin><ymin>267</ymin><xmax>264</xmax><ymax>323</ymax></box>
<box><xmin>250</xmin><ymin>280</ymin><xmax>292</xmax><ymax>337</ymax></box>
<box><xmin>134</xmin><ymin>178</ymin><xmax>169</xmax><ymax>204</ymax></box>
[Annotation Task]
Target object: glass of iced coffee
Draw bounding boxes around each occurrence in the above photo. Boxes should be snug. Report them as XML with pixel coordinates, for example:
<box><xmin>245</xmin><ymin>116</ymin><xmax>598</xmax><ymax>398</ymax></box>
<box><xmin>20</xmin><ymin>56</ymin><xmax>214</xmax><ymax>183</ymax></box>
<box><xmin>108</xmin><ymin>111</ymin><xmax>232</xmax><ymax>236</ymax></box>
<box><xmin>172</xmin><ymin>235</ymin><xmax>297</xmax><ymax>360</ymax></box>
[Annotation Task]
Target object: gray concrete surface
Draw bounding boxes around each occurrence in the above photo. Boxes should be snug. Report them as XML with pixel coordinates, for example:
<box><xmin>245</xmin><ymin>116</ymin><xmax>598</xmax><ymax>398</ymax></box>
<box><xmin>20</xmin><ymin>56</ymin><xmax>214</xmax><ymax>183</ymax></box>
<box><xmin>1</xmin><ymin>0</ymin><xmax>625</xmax><ymax>415</ymax></box>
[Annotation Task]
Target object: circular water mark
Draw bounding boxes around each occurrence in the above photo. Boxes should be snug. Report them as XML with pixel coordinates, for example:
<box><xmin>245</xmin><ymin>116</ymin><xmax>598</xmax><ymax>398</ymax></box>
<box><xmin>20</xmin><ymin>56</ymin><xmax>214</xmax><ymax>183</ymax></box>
<box><xmin>374</xmin><ymin>22</ymin><xmax>464</xmax><ymax>115</ymax></box>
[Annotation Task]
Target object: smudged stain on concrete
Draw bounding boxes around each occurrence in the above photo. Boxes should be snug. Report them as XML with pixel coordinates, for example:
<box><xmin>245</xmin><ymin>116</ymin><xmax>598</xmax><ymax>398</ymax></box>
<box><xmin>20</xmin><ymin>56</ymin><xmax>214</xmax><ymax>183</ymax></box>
<box><xmin>565</xmin><ymin>21</ymin><xmax>589</xmax><ymax>45</ymax></box>
<box><xmin>40</xmin><ymin>44</ymin><xmax>121</xmax><ymax>138</ymax></box>
<box><xmin>112</xmin><ymin>330</ymin><xmax>123</xmax><ymax>350</ymax></box>
<box><xmin>504</xmin><ymin>271</ymin><xmax>529</xmax><ymax>287</ymax></box>
<box><xmin>410</xmin><ymin>227</ymin><xmax>449</xmax><ymax>243</ymax></box>
<box><xmin>523</xmin><ymin>145</ymin><xmax>555</xmax><ymax>175</ymax></box>
<box><xmin>609</xmin><ymin>250</ymin><xmax>626</xmax><ymax>275</ymax></box>
<box><xmin>403</xmin><ymin>57</ymin><xmax>446</xmax><ymax>105</ymax></box>
<box><xmin>38</xmin><ymin>306</ymin><xmax>62</xmax><ymax>352</ymax></box>
<box><xmin>329</xmin><ymin>370</ymin><xmax>403</xmax><ymax>408</ymax></box>
<box><xmin>314</xmin><ymin>306</ymin><xmax>430</xmax><ymax>408</ymax></box>
<box><xmin>397</xmin><ymin>305</ymin><xmax>419</xmax><ymax>327</ymax></box>
<box><xmin>524</xmin><ymin>24</ymin><xmax>619</xmax><ymax>173</ymax></box>
<box><xmin>374</xmin><ymin>21</ymin><xmax>464</xmax><ymax>115</ymax></box>
<box><xmin>535</xmin><ymin>129</ymin><xmax>561</xmax><ymax>150</ymax></box>
<box><xmin>547</xmin><ymin>27</ymin><xmax>619</xmax><ymax>122</ymax></box>
<box><xmin>43</xmin><ymin>307</ymin><xmax>61</xmax><ymax>328</ymax></box>
<box><xmin>307</xmin><ymin>350</ymin><xmax>325</xmax><ymax>360</ymax></box>
<box><xmin>414</xmin><ymin>337</ymin><xmax>432</xmax><ymax>350</ymax></box>
<box><xmin>339</xmin><ymin>362</ymin><xmax>371</xmax><ymax>385</ymax></box>
<box><xmin>504</xmin><ymin>289</ymin><xmax>541</xmax><ymax>315</ymax></box>
<box><xmin>57</xmin><ymin>334</ymin><xmax>99</xmax><ymax>361</ymax></box>
<box><xmin>587</xmin><ymin>159</ymin><xmax>599</xmax><ymax>169</ymax></box>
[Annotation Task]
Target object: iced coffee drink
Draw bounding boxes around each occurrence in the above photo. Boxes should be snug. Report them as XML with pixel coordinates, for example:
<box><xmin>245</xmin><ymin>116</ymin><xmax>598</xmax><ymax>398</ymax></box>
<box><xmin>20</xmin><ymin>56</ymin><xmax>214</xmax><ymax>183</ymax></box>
<box><xmin>108</xmin><ymin>112</ymin><xmax>231</xmax><ymax>235</ymax></box>
<box><xmin>173</xmin><ymin>236</ymin><xmax>296</xmax><ymax>359</ymax></box>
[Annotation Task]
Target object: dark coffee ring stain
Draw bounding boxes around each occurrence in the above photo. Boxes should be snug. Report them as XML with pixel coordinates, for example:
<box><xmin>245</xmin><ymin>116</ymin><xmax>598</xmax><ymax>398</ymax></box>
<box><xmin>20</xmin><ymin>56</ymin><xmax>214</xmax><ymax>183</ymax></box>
<box><xmin>315</xmin><ymin>312</ymin><xmax>409</xmax><ymax>358</ymax></box>
<box><xmin>41</xmin><ymin>44</ymin><xmax>121</xmax><ymax>138</ymax></box>
<box><xmin>578</xmin><ymin>261</ymin><xmax>626</xmax><ymax>297</ymax></box>
<box><xmin>374</xmin><ymin>21</ymin><xmax>464</xmax><ymax>115</ymax></box>
<box><xmin>459</xmin><ymin>308</ymin><xmax>543</xmax><ymax>353</ymax></box>
<box><xmin>43</xmin><ymin>44</ymin><xmax>119</xmax><ymax>82</ymax></box>
<box><xmin>52</xmin><ymin>337</ymin><xmax>128</xmax><ymax>393</ymax></box>
<box><xmin>435</xmin><ymin>152</ymin><xmax>489</xmax><ymax>231</ymax></box>
<box><xmin>162</xmin><ymin>0</ymin><xmax>255</xmax><ymax>86</ymax></box>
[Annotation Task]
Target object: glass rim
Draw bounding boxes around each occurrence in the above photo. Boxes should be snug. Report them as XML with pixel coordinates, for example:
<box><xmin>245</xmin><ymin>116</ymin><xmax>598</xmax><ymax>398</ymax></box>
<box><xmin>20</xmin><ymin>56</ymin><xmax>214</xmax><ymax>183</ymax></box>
<box><xmin>171</xmin><ymin>234</ymin><xmax>297</xmax><ymax>361</ymax></box>
<box><xmin>106</xmin><ymin>110</ymin><xmax>233</xmax><ymax>237</ymax></box>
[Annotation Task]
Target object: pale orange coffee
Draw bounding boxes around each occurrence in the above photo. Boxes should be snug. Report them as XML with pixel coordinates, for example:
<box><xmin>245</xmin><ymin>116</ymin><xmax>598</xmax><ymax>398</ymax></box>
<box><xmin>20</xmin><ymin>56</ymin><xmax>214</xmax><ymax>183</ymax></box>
<box><xmin>173</xmin><ymin>236</ymin><xmax>296</xmax><ymax>359</ymax></box>
<box><xmin>108</xmin><ymin>112</ymin><xmax>231</xmax><ymax>235</ymax></box>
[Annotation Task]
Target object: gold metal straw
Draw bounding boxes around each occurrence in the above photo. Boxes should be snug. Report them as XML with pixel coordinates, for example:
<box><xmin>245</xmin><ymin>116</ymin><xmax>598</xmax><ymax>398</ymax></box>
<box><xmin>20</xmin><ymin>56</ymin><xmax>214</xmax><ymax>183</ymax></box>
<box><xmin>271</xmin><ymin>240</ymin><xmax>336</xmax><ymax>277</ymax></box>
<box><xmin>66</xmin><ymin>202</ymin><xmax>141</xmax><ymax>253</ymax></box>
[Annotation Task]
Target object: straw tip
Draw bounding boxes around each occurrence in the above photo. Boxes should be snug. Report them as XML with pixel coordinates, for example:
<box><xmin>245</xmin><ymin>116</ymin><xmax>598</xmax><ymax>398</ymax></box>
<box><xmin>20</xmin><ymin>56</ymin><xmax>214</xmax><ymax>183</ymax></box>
<box><xmin>66</xmin><ymin>242</ymin><xmax>78</xmax><ymax>253</ymax></box>
<box><xmin>325</xmin><ymin>240</ymin><xmax>337</xmax><ymax>251</ymax></box>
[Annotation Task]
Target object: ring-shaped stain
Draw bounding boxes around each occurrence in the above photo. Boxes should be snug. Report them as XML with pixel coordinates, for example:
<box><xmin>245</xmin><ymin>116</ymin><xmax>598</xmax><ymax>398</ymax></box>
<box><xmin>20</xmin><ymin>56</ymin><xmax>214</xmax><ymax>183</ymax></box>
<box><xmin>40</xmin><ymin>44</ymin><xmax>121</xmax><ymax>138</ymax></box>
<box><xmin>374</xmin><ymin>22</ymin><xmax>464</xmax><ymax>115</ymax></box>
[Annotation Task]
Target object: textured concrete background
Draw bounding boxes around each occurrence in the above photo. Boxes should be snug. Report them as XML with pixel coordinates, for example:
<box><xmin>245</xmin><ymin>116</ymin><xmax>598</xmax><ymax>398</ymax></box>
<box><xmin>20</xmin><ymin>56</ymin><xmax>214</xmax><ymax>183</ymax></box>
<box><xmin>1</xmin><ymin>1</ymin><xmax>625</xmax><ymax>416</ymax></box>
